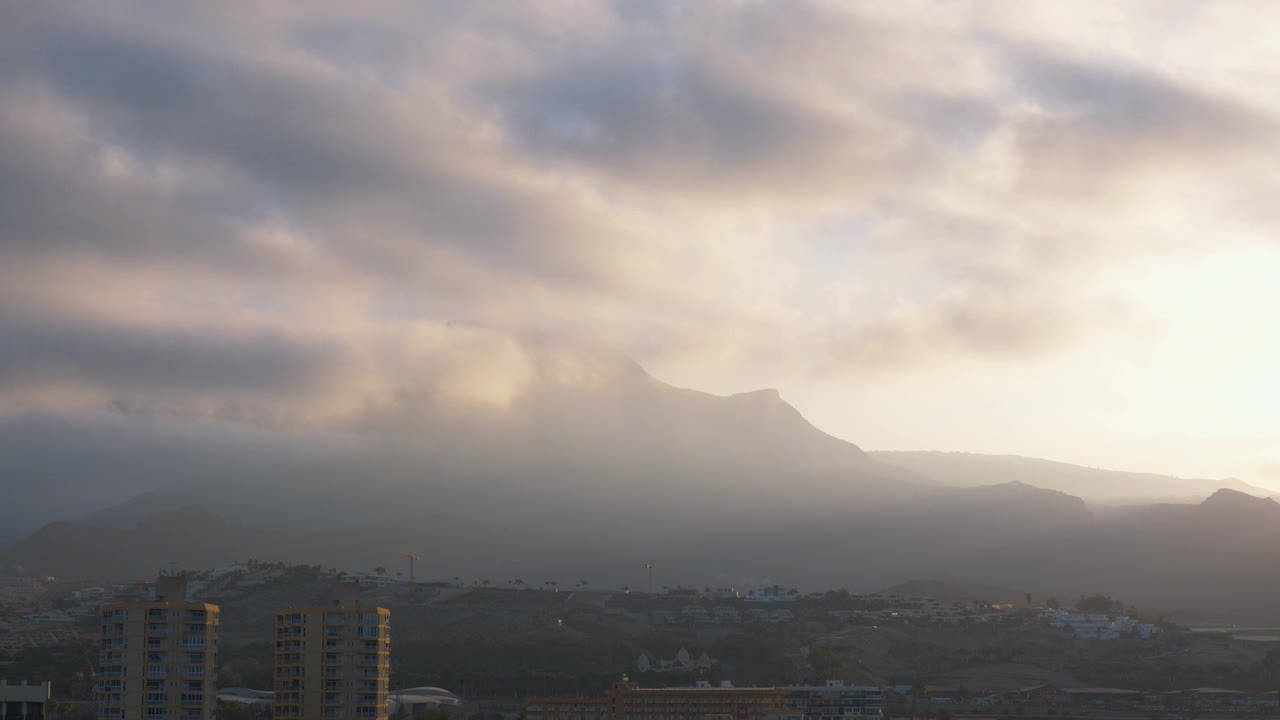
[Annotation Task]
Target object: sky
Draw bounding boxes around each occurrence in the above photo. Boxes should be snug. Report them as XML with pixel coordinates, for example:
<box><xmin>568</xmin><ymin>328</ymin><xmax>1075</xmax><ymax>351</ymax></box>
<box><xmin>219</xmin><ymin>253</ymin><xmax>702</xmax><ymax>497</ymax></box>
<box><xmin>2</xmin><ymin>1</ymin><xmax>1280</xmax><ymax>489</ymax></box>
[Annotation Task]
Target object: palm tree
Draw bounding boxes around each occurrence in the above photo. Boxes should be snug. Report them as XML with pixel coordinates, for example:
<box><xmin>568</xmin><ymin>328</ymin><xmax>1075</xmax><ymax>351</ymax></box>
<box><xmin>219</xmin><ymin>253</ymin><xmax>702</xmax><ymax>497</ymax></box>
<box><xmin>374</xmin><ymin>566</ymin><xmax>388</xmax><ymax>576</ymax></box>
<box><xmin>513</xmin><ymin>579</ymin><xmax>524</xmax><ymax>589</ymax></box>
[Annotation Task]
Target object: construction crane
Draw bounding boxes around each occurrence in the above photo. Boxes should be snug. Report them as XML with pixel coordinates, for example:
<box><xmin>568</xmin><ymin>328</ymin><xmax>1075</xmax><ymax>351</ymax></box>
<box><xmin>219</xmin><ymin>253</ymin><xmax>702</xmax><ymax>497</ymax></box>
<box><xmin>404</xmin><ymin>552</ymin><xmax>420</xmax><ymax>584</ymax></box>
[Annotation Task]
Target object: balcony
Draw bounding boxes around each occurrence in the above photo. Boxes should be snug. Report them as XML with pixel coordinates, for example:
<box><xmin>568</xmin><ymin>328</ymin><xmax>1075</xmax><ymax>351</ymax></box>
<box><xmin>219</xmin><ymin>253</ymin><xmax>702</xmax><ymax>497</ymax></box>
<box><xmin>323</xmin><ymin>669</ymin><xmax>343</xmax><ymax>679</ymax></box>
<box><xmin>147</xmin><ymin>667</ymin><xmax>168</xmax><ymax>679</ymax></box>
<box><xmin>146</xmin><ymin>694</ymin><xmax>169</xmax><ymax>705</ymax></box>
<box><xmin>102</xmin><ymin>639</ymin><xmax>127</xmax><ymax>649</ymax></box>
<box><xmin>180</xmin><ymin>694</ymin><xmax>205</xmax><ymax>706</ymax></box>
<box><xmin>276</xmin><ymin>628</ymin><xmax>303</xmax><ymax>638</ymax></box>
<box><xmin>183</xmin><ymin>666</ymin><xmax>205</xmax><ymax>678</ymax></box>
<box><xmin>147</xmin><ymin>624</ymin><xmax>170</xmax><ymax>636</ymax></box>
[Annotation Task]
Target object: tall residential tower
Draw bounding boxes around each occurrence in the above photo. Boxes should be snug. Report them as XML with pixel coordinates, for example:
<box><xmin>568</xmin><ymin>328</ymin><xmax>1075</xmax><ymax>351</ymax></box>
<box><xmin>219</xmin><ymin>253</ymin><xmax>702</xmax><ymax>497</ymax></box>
<box><xmin>98</xmin><ymin>576</ymin><xmax>219</xmax><ymax>720</ymax></box>
<box><xmin>274</xmin><ymin>584</ymin><xmax>391</xmax><ymax>720</ymax></box>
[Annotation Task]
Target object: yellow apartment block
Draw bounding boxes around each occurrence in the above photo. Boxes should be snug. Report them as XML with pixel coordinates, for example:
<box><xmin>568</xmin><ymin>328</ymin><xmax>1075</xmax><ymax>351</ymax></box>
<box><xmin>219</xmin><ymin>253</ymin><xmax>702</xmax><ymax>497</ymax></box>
<box><xmin>273</xmin><ymin>583</ymin><xmax>391</xmax><ymax>720</ymax></box>
<box><xmin>97</xmin><ymin>576</ymin><xmax>219</xmax><ymax>720</ymax></box>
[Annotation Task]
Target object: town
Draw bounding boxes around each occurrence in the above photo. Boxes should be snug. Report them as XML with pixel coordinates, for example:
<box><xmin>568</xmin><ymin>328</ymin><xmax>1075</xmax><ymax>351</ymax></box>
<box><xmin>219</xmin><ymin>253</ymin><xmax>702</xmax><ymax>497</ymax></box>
<box><xmin>3</xmin><ymin>564</ymin><xmax>1280</xmax><ymax>720</ymax></box>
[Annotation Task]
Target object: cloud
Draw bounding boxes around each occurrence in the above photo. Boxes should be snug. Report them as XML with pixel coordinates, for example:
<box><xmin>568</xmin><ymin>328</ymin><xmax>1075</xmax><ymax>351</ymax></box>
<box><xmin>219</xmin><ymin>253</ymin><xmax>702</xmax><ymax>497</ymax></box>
<box><xmin>1004</xmin><ymin>45</ymin><xmax>1275</xmax><ymax>197</ymax></box>
<box><xmin>0</xmin><ymin>0</ymin><xmax>1278</xmax><ymax>496</ymax></box>
<box><xmin>0</xmin><ymin>308</ymin><xmax>343</xmax><ymax>411</ymax></box>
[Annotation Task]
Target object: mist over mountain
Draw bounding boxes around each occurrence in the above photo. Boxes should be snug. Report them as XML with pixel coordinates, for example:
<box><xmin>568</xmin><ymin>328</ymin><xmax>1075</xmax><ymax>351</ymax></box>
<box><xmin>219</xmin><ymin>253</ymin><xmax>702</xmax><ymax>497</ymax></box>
<box><xmin>4</xmin><ymin>354</ymin><xmax>1276</xmax><ymax>621</ymax></box>
<box><xmin>871</xmin><ymin>451</ymin><xmax>1277</xmax><ymax>503</ymax></box>
<box><xmin>956</xmin><ymin>489</ymin><xmax>1280</xmax><ymax>623</ymax></box>
<box><xmin>0</xmin><ymin>355</ymin><xmax>1063</xmax><ymax>588</ymax></box>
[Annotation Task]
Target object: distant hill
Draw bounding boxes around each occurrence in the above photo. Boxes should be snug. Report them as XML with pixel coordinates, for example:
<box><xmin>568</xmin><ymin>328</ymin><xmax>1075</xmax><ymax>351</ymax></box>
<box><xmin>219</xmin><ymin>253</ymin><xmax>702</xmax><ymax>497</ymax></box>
<box><xmin>870</xmin><ymin>451</ymin><xmax>1276</xmax><ymax>503</ymax></box>
<box><xmin>879</xmin><ymin>580</ymin><xmax>1028</xmax><ymax>605</ymax></box>
<box><xmin>2</xmin><ymin>481</ymin><xmax>1093</xmax><ymax>596</ymax></box>
<box><xmin>6</xmin><ymin>355</ymin><xmax>1280</xmax><ymax>622</ymax></box>
<box><xmin>947</xmin><ymin>489</ymin><xmax>1280</xmax><ymax>623</ymax></box>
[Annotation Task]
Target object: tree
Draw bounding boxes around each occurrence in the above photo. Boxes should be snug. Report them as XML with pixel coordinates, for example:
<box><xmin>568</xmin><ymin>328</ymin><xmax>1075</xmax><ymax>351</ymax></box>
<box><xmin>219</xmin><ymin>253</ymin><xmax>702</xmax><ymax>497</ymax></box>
<box><xmin>1025</xmin><ymin>592</ymin><xmax>1032</xmax><ymax>606</ymax></box>
<box><xmin>1047</xmin><ymin>597</ymin><xmax>1060</xmax><ymax>610</ymax></box>
<box><xmin>1077</xmin><ymin>594</ymin><xmax>1119</xmax><ymax>613</ymax></box>
<box><xmin>374</xmin><ymin>566</ymin><xmax>388</xmax><ymax>576</ymax></box>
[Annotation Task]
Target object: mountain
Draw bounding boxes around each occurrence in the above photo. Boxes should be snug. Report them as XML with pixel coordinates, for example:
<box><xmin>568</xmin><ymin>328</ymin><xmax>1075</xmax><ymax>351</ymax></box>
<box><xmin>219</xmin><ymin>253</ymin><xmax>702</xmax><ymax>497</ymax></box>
<box><xmin>947</xmin><ymin>489</ymin><xmax>1280</xmax><ymax>622</ymax></box>
<box><xmin>7</xmin><ymin>356</ymin><xmax>1278</xmax><ymax>621</ymax></box>
<box><xmin>870</xmin><ymin>451</ymin><xmax>1276</xmax><ymax>503</ymax></box>
<box><xmin>1</xmin><ymin>355</ymin><xmax>1089</xmax><ymax>589</ymax></box>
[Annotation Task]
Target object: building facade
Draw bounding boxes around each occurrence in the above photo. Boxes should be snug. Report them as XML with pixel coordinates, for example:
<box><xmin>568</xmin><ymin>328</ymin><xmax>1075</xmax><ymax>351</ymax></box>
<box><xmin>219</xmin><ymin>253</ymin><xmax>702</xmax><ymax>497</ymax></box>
<box><xmin>784</xmin><ymin>684</ymin><xmax>882</xmax><ymax>720</ymax></box>
<box><xmin>97</xmin><ymin>576</ymin><xmax>220</xmax><ymax>720</ymax></box>
<box><xmin>0</xmin><ymin>680</ymin><xmax>50</xmax><ymax>720</ymax></box>
<box><xmin>527</xmin><ymin>679</ymin><xmax>795</xmax><ymax>720</ymax></box>
<box><xmin>273</xmin><ymin>584</ymin><xmax>391</xmax><ymax>720</ymax></box>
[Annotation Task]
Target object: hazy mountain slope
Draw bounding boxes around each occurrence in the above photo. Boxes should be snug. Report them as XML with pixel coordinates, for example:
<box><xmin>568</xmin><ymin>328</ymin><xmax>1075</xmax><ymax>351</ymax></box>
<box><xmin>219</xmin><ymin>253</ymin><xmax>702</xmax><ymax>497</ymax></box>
<box><xmin>1</xmin><ymin>355</ymin><xmax>929</xmax><ymax>537</ymax></box>
<box><xmin>951</xmin><ymin>489</ymin><xmax>1280</xmax><ymax>622</ymax></box>
<box><xmin>3</xmin><ymin>482</ymin><xmax>1093</xmax><ymax>594</ymax></box>
<box><xmin>870</xmin><ymin>451</ymin><xmax>1276</xmax><ymax>502</ymax></box>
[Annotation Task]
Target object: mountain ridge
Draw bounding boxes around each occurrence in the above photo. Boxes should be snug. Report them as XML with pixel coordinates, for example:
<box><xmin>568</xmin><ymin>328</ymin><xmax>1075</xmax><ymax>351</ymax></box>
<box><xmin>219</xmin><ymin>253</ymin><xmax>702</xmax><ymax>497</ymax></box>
<box><xmin>870</xmin><ymin>450</ymin><xmax>1276</xmax><ymax>502</ymax></box>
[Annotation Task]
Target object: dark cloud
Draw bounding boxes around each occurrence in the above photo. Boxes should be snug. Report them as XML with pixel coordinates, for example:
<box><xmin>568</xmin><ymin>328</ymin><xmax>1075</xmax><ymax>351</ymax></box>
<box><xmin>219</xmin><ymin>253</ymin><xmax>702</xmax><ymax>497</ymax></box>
<box><xmin>492</xmin><ymin>56</ymin><xmax>851</xmax><ymax>187</ymax></box>
<box><xmin>1005</xmin><ymin>46</ymin><xmax>1275</xmax><ymax>192</ymax></box>
<box><xmin>0</xmin><ymin>309</ymin><xmax>341</xmax><ymax>397</ymax></box>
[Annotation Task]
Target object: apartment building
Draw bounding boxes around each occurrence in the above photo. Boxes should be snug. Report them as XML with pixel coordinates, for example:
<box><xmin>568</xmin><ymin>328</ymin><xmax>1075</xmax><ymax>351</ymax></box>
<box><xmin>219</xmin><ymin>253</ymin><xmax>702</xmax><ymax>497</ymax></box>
<box><xmin>97</xmin><ymin>576</ymin><xmax>220</xmax><ymax>720</ymax></box>
<box><xmin>273</xmin><ymin>583</ymin><xmax>391</xmax><ymax>720</ymax></box>
<box><xmin>527</xmin><ymin>678</ymin><xmax>797</xmax><ymax>720</ymax></box>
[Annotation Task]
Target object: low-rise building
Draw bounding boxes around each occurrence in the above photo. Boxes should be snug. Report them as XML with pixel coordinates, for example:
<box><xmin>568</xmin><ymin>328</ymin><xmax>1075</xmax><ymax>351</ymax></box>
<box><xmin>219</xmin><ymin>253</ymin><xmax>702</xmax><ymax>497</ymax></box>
<box><xmin>0</xmin><ymin>680</ymin><xmax>50</xmax><ymax>720</ymax></box>
<box><xmin>527</xmin><ymin>678</ymin><xmax>797</xmax><ymax>720</ymax></box>
<box><xmin>784</xmin><ymin>682</ymin><xmax>881</xmax><ymax>719</ymax></box>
